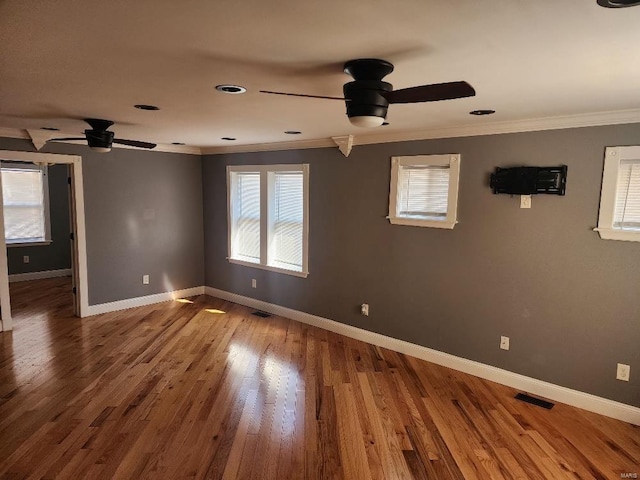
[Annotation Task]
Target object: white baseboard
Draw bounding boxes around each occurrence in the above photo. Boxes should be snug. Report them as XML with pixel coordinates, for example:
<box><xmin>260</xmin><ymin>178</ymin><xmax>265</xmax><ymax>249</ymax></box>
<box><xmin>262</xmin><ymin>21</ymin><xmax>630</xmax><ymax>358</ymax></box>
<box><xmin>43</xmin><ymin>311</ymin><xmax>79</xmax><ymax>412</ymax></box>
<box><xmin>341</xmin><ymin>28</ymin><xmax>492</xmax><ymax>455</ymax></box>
<box><xmin>85</xmin><ymin>286</ymin><xmax>205</xmax><ymax>317</ymax></box>
<box><xmin>9</xmin><ymin>268</ymin><xmax>72</xmax><ymax>283</ymax></box>
<box><xmin>205</xmin><ymin>286</ymin><xmax>640</xmax><ymax>426</ymax></box>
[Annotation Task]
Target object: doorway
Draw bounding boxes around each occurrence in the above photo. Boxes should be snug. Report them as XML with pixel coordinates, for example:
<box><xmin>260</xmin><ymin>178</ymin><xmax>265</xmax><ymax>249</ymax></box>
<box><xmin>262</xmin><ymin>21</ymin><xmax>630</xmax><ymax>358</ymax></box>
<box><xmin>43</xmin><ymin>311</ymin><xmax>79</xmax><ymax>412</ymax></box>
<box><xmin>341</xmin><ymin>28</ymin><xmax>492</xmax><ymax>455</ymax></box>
<box><xmin>0</xmin><ymin>150</ymin><xmax>89</xmax><ymax>331</ymax></box>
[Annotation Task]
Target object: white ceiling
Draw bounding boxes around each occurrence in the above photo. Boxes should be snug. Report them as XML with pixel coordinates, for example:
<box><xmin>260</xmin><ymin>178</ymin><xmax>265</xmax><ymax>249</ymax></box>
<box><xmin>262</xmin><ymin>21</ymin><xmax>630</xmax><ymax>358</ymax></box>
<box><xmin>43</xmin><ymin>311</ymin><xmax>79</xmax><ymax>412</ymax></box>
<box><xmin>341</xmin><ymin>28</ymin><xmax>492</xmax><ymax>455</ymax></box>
<box><xmin>1</xmin><ymin>0</ymin><xmax>640</xmax><ymax>153</ymax></box>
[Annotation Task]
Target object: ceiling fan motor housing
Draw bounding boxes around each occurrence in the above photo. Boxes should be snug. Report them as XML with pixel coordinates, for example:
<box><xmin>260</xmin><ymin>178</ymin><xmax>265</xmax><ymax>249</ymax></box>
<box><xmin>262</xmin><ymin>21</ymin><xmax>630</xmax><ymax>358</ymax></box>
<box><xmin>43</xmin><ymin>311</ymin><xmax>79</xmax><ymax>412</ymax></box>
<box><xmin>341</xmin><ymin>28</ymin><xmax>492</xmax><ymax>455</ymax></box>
<box><xmin>343</xmin><ymin>80</ymin><xmax>392</xmax><ymax>121</ymax></box>
<box><xmin>85</xmin><ymin>129</ymin><xmax>114</xmax><ymax>149</ymax></box>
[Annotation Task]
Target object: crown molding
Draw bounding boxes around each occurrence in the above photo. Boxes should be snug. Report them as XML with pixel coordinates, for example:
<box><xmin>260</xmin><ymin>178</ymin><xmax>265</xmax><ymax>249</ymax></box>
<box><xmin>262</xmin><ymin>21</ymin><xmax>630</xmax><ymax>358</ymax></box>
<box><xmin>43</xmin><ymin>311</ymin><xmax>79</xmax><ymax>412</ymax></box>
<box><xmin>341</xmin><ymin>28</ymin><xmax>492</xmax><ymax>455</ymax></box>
<box><xmin>202</xmin><ymin>108</ymin><xmax>640</xmax><ymax>155</ymax></box>
<box><xmin>352</xmin><ymin>108</ymin><xmax>640</xmax><ymax>147</ymax></box>
<box><xmin>0</xmin><ymin>127</ymin><xmax>202</xmax><ymax>155</ymax></box>
<box><xmin>152</xmin><ymin>144</ymin><xmax>202</xmax><ymax>155</ymax></box>
<box><xmin>0</xmin><ymin>128</ymin><xmax>29</xmax><ymax>139</ymax></box>
<box><xmin>201</xmin><ymin>137</ymin><xmax>336</xmax><ymax>155</ymax></box>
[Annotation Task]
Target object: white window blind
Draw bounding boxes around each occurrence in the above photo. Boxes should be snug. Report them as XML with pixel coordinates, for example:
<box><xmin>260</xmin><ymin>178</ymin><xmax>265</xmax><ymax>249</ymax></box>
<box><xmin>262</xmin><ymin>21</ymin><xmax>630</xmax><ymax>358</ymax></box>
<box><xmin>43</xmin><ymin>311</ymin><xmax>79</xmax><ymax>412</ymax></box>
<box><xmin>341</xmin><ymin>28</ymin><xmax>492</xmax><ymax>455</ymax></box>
<box><xmin>596</xmin><ymin>146</ymin><xmax>640</xmax><ymax>242</ymax></box>
<box><xmin>613</xmin><ymin>160</ymin><xmax>640</xmax><ymax>230</ymax></box>
<box><xmin>397</xmin><ymin>165</ymin><xmax>449</xmax><ymax>219</ymax></box>
<box><xmin>388</xmin><ymin>154</ymin><xmax>460</xmax><ymax>229</ymax></box>
<box><xmin>227</xmin><ymin>164</ymin><xmax>309</xmax><ymax>277</ymax></box>
<box><xmin>269</xmin><ymin>172</ymin><xmax>303</xmax><ymax>271</ymax></box>
<box><xmin>230</xmin><ymin>172</ymin><xmax>261</xmax><ymax>263</ymax></box>
<box><xmin>2</xmin><ymin>165</ymin><xmax>49</xmax><ymax>243</ymax></box>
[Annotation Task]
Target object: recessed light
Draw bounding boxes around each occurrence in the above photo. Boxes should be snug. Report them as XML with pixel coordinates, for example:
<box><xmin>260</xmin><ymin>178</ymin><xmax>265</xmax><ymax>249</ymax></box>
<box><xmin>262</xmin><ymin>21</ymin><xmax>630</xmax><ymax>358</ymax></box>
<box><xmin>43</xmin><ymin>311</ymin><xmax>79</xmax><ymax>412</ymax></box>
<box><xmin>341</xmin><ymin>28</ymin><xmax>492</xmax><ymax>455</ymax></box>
<box><xmin>284</xmin><ymin>130</ymin><xmax>301</xmax><ymax>135</ymax></box>
<box><xmin>41</xmin><ymin>127</ymin><xmax>59</xmax><ymax>131</ymax></box>
<box><xmin>470</xmin><ymin>109</ymin><xmax>496</xmax><ymax>116</ymax></box>
<box><xmin>134</xmin><ymin>104</ymin><xmax>160</xmax><ymax>111</ymax></box>
<box><xmin>221</xmin><ymin>137</ymin><xmax>236</xmax><ymax>141</ymax></box>
<box><xmin>216</xmin><ymin>85</ymin><xmax>247</xmax><ymax>94</ymax></box>
<box><xmin>597</xmin><ymin>0</ymin><xmax>640</xmax><ymax>7</ymax></box>
<box><xmin>172</xmin><ymin>142</ymin><xmax>185</xmax><ymax>145</ymax></box>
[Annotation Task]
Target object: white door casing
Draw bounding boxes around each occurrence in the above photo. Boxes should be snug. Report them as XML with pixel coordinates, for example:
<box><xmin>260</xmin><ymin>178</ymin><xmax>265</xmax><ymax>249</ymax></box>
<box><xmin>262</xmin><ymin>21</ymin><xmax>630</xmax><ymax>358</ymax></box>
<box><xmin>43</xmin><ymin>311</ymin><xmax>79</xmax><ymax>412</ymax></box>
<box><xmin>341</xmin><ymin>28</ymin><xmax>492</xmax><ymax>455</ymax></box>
<box><xmin>0</xmin><ymin>150</ymin><xmax>88</xmax><ymax>331</ymax></box>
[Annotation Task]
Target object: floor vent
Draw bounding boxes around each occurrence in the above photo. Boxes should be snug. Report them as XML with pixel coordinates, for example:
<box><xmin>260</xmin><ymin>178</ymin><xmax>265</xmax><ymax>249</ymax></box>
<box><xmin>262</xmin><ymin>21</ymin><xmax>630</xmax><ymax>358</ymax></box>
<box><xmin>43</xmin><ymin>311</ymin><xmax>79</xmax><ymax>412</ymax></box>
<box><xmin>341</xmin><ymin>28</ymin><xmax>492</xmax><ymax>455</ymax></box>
<box><xmin>515</xmin><ymin>393</ymin><xmax>554</xmax><ymax>410</ymax></box>
<box><xmin>252</xmin><ymin>311</ymin><xmax>271</xmax><ymax>318</ymax></box>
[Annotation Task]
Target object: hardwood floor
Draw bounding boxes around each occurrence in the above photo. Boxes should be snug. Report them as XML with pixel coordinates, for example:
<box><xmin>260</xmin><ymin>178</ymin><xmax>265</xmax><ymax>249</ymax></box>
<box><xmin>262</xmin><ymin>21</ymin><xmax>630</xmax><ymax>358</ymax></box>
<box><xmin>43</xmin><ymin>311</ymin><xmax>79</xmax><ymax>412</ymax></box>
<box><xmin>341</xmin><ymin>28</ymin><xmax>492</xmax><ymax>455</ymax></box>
<box><xmin>0</xmin><ymin>277</ymin><xmax>638</xmax><ymax>479</ymax></box>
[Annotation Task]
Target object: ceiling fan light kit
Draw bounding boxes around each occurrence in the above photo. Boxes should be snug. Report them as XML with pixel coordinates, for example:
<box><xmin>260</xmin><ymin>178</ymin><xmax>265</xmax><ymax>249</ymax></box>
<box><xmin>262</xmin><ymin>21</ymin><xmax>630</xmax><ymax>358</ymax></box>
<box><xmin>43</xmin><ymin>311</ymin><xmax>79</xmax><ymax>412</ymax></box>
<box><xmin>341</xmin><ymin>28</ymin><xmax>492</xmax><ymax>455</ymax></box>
<box><xmin>343</xmin><ymin>79</ymin><xmax>392</xmax><ymax>127</ymax></box>
<box><xmin>343</xmin><ymin>59</ymin><xmax>393</xmax><ymax>127</ymax></box>
<box><xmin>86</xmin><ymin>128</ymin><xmax>115</xmax><ymax>152</ymax></box>
<box><xmin>90</xmin><ymin>146</ymin><xmax>112</xmax><ymax>153</ymax></box>
<box><xmin>348</xmin><ymin>116</ymin><xmax>386</xmax><ymax>128</ymax></box>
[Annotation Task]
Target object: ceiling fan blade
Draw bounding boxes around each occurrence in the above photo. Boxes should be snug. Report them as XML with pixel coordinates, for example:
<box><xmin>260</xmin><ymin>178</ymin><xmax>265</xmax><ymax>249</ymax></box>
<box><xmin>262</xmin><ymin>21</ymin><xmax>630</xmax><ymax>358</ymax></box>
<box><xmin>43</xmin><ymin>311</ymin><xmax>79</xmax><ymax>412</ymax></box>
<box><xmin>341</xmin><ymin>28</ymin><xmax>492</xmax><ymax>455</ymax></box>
<box><xmin>260</xmin><ymin>90</ymin><xmax>345</xmax><ymax>100</ymax></box>
<box><xmin>384</xmin><ymin>81</ymin><xmax>476</xmax><ymax>104</ymax></box>
<box><xmin>49</xmin><ymin>137</ymin><xmax>86</xmax><ymax>142</ymax></box>
<box><xmin>113</xmin><ymin>138</ymin><xmax>157</xmax><ymax>149</ymax></box>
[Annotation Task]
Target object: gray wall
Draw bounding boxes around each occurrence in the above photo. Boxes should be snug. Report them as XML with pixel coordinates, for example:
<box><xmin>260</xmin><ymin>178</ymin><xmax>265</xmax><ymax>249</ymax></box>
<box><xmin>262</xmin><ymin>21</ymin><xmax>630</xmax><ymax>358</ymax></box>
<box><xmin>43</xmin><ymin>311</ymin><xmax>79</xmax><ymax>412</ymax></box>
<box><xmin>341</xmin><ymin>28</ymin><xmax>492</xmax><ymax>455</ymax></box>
<box><xmin>0</xmin><ymin>137</ymin><xmax>204</xmax><ymax>305</ymax></box>
<box><xmin>202</xmin><ymin>124</ymin><xmax>640</xmax><ymax>408</ymax></box>
<box><xmin>7</xmin><ymin>163</ymin><xmax>71</xmax><ymax>275</ymax></box>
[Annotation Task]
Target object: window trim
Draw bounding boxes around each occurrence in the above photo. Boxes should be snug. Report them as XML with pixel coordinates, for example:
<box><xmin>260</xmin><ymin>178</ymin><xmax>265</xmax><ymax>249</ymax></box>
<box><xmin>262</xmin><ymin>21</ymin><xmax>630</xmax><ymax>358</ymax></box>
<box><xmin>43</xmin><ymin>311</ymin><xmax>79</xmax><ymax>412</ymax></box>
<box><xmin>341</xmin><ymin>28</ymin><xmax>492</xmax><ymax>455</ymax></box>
<box><xmin>595</xmin><ymin>146</ymin><xmax>640</xmax><ymax>242</ymax></box>
<box><xmin>226</xmin><ymin>164</ymin><xmax>309</xmax><ymax>278</ymax></box>
<box><xmin>388</xmin><ymin>154</ymin><xmax>460</xmax><ymax>229</ymax></box>
<box><xmin>1</xmin><ymin>162</ymin><xmax>52</xmax><ymax>247</ymax></box>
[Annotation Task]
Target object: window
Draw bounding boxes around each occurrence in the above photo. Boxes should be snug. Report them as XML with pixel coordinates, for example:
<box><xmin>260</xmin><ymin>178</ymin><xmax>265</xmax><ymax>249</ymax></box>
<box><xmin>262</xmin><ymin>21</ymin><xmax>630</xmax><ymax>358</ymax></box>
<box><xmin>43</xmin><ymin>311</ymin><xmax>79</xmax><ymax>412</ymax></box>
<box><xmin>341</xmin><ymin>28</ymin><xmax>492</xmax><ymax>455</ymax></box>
<box><xmin>596</xmin><ymin>146</ymin><xmax>640</xmax><ymax>242</ymax></box>
<box><xmin>227</xmin><ymin>164</ymin><xmax>309</xmax><ymax>277</ymax></box>
<box><xmin>1</xmin><ymin>162</ymin><xmax>51</xmax><ymax>245</ymax></box>
<box><xmin>388</xmin><ymin>154</ymin><xmax>460</xmax><ymax>229</ymax></box>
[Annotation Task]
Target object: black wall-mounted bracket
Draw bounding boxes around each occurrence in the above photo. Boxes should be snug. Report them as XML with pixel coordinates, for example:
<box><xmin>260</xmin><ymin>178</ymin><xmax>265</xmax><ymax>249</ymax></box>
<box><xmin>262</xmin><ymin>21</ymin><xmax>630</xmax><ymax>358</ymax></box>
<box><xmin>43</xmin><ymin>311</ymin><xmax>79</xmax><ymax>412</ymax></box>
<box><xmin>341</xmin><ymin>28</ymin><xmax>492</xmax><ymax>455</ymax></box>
<box><xmin>490</xmin><ymin>166</ymin><xmax>567</xmax><ymax>195</ymax></box>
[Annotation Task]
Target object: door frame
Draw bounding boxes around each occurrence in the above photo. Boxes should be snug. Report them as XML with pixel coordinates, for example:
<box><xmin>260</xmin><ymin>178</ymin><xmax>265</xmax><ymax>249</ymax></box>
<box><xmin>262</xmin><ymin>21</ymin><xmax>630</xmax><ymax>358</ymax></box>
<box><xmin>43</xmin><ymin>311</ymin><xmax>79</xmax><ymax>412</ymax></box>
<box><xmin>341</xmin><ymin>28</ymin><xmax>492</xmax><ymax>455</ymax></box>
<box><xmin>0</xmin><ymin>150</ymin><xmax>88</xmax><ymax>331</ymax></box>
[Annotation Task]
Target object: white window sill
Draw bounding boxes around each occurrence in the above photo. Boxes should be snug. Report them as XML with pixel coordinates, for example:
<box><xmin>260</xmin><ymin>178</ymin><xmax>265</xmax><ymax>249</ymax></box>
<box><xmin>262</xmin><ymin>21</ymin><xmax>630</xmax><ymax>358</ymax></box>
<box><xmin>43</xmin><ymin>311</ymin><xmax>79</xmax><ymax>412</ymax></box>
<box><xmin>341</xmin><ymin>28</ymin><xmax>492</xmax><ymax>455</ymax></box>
<box><xmin>6</xmin><ymin>240</ymin><xmax>53</xmax><ymax>248</ymax></box>
<box><xmin>228</xmin><ymin>258</ymin><xmax>309</xmax><ymax>278</ymax></box>
<box><xmin>388</xmin><ymin>217</ymin><xmax>457</xmax><ymax>229</ymax></box>
<box><xmin>594</xmin><ymin>227</ymin><xmax>640</xmax><ymax>242</ymax></box>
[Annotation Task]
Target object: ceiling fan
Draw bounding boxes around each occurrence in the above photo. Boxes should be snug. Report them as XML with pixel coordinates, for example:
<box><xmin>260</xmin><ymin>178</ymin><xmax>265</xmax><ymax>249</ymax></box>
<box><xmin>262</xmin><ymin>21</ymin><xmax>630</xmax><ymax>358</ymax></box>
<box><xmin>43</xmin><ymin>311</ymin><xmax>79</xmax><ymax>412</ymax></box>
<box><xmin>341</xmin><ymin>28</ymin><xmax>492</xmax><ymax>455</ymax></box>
<box><xmin>51</xmin><ymin>118</ymin><xmax>156</xmax><ymax>152</ymax></box>
<box><xmin>260</xmin><ymin>58</ymin><xmax>476</xmax><ymax>128</ymax></box>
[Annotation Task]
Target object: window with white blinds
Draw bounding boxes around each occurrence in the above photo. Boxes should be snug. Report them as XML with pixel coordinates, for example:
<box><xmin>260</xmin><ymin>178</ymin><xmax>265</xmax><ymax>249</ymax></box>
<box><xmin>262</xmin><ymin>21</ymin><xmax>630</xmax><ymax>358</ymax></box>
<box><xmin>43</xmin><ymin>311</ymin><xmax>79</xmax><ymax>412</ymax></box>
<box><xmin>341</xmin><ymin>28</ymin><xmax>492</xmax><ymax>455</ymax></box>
<box><xmin>227</xmin><ymin>164</ymin><xmax>309</xmax><ymax>277</ymax></box>
<box><xmin>1</xmin><ymin>163</ymin><xmax>51</xmax><ymax>245</ymax></box>
<box><xmin>613</xmin><ymin>160</ymin><xmax>640</xmax><ymax>230</ymax></box>
<box><xmin>268</xmin><ymin>171</ymin><xmax>304</xmax><ymax>270</ymax></box>
<box><xmin>229</xmin><ymin>172</ymin><xmax>261</xmax><ymax>263</ymax></box>
<box><xmin>388</xmin><ymin>154</ymin><xmax>460</xmax><ymax>229</ymax></box>
<box><xmin>597</xmin><ymin>146</ymin><xmax>640</xmax><ymax>242</ymax></box>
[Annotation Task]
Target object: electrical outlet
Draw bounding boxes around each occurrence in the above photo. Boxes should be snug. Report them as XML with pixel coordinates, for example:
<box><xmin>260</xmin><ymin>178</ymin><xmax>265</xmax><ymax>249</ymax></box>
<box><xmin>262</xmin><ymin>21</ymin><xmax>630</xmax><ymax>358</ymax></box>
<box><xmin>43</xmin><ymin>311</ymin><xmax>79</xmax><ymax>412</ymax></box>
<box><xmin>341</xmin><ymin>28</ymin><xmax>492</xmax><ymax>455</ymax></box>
<box><xmin>251</xmin><ymin>279</ymin><xmax>257</xmax><ymax>288</ymax></box>
<box><xmin>500</xmin><ymin>336</ymin><xmax>510</xmax><ymax>350</ymax></box>
<box><xmin>23</xmin><ymin>255</ymin><xmax>29</xmax><ymax>264</ymax></box>
<box><xmin>616</xmin><ymin>363</ymin><xmax>630</xmax><ymax>382</ymax></box>
<box><xmin>142</xmin><ymin>274</ymin><xmax>150</xmax><ymax>285</ymax></box>
<box><xmin>520</xmin><ymin>195</ymin><xmax>532</xmax><ymax>209</ymax></box>
<box><xmin>361</xmin><ymin>303</ymin><xmax>369</xmax><ymax>316</ymax></box>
